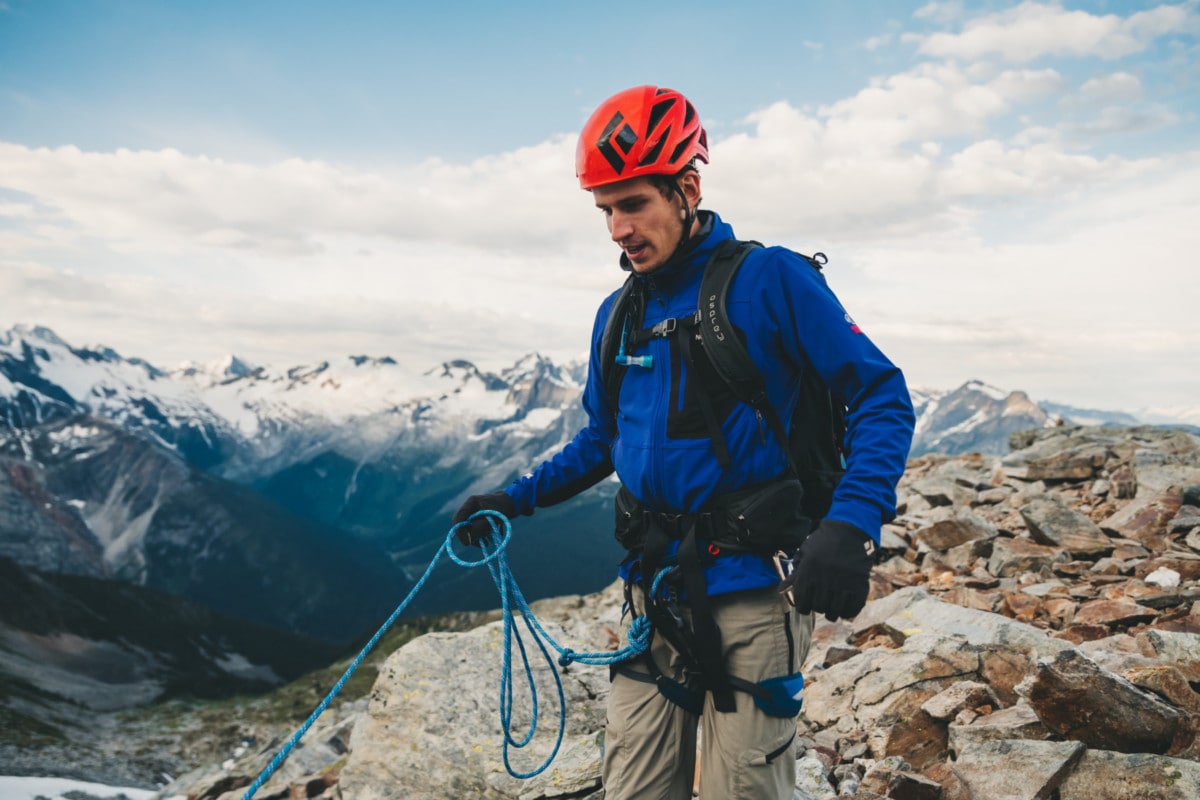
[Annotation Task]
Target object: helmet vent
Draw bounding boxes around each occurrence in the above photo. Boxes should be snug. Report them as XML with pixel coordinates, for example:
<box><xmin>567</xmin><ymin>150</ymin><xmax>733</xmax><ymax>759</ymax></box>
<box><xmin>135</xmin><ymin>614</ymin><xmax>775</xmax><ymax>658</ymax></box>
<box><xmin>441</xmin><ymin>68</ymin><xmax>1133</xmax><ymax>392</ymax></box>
<box><xmin>668</xmin><ymin>132</ymin><xmax>697</xmax><ymax>166</ymax></box>
<box><xmin>638</xmin><ymin>124</ymin><xmax>670</xmax><ymax>167</ymax></box>
<box><xmin>647</xmin><ymin>97</ymin><xmax>677</xmax><ymax>135</ymax></box>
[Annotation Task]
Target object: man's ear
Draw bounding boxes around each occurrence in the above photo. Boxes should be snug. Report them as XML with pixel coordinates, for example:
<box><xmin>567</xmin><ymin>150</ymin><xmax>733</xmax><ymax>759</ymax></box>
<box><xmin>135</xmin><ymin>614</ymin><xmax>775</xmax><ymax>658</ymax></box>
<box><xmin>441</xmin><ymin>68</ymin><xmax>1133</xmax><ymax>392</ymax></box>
<box><xmin>678</xmin><ymin>170</ymin><xmax>702</xmax><ymax>208</ymax></box>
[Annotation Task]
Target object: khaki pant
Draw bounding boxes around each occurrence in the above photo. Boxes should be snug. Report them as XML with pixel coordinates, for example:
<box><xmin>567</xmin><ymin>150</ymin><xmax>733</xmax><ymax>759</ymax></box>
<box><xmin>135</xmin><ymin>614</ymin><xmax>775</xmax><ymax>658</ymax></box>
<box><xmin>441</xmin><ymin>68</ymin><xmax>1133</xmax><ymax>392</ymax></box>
<box><xmin>601</xmin><ymin>585</ymin><xmax>814</xmax><ymax>800</ymax></box>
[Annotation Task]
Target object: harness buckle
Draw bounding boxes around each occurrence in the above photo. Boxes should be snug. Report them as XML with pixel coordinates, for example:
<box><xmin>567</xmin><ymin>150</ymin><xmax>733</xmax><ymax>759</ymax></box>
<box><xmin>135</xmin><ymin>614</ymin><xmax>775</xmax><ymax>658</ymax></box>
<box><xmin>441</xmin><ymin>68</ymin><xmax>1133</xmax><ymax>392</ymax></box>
<box><xmin>651</xmin><ymin>318</ymin><xmax>677</xmax><ymax>338</ymax></box>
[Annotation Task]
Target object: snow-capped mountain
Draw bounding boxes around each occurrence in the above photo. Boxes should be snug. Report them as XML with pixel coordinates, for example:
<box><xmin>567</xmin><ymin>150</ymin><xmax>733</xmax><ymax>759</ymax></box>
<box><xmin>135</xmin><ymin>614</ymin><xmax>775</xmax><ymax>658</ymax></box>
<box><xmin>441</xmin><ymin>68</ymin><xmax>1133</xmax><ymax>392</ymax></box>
<box><xmin>2</xmin><ymin>325</ymin><xmax>1178</xmax><ymax>639</ymax></box>
<box><xmin>0</xmin><ymin>325</ymin><xmax>618</xmax><ymax>640</ymax></box>
<box><xmin>909</xmin><ymin>379</ymin><xmax>1056</xmax><ymax>456</ymax></box>
<box><xmin>1</xmin><ymin>324</ymin><xmax>584</xmax><ymax>484</ymax></box>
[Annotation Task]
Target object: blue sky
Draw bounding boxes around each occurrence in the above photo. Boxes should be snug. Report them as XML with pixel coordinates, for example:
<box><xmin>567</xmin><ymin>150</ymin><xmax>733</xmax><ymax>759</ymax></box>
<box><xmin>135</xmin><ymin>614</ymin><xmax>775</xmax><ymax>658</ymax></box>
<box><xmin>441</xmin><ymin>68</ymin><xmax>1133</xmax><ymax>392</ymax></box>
<box><xmin>1</xmin><ymin>0</ymin><xmax>1198</xmax><ymax>417</ymax></box>
<box><xmin>1</xmin><ymin>1</ymin><xmax>958</xmax><ymax>160</ymax></box>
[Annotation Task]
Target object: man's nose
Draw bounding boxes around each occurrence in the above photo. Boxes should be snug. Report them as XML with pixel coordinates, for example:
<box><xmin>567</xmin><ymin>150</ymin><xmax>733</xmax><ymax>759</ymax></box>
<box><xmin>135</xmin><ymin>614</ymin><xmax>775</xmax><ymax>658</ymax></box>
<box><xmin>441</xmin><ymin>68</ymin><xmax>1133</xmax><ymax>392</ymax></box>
<box><xmin>609</xmin><ymin>210</ymin><xmax>632</xmax><ymax>242</ymax></box>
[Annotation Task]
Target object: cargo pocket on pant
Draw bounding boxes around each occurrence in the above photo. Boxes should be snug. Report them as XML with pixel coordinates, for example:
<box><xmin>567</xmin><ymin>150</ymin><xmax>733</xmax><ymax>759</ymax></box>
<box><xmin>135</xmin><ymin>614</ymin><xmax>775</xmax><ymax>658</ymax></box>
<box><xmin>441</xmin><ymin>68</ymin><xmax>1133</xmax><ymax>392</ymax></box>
<box><xmin>731</xmin><ymin>728</ymin><xmax>796</xmax><ymax>797</ymax></box>
<box><xmin>748</xmin><ymin>730</ymin><xmax>795</xmax><ymax>766</ymax></box>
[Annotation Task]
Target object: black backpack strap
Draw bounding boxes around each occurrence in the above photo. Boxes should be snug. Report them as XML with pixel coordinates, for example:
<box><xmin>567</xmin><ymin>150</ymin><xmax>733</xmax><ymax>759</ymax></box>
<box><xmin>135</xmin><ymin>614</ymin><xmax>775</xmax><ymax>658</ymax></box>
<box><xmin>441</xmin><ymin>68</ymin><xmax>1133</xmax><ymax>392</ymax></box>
<box><xmin>598</xmin><ymin>275</ymin><xmax>643</xmax><ymax>411</ymax></box>
<box><xmin>696</xmin><ymin>240</ymin><xmax>765</xmax><ymax>405</ymax></box>
<box><xmin>698</xmin><ymin>241</ymin><xmax>848</xmax><ymax>511</ymax></box>
<box><xmin>697</xmin><ymin>240</ymin><xmax>795</xmax><ymax>471</ymax></box>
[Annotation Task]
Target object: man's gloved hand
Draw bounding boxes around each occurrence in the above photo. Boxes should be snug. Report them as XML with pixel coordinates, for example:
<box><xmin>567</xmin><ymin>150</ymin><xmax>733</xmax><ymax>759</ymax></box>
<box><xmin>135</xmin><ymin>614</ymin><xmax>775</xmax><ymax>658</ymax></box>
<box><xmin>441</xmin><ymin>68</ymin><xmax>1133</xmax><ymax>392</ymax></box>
<box><xmin>453</xmin><ymin>491</ymin><xmax>518</xmax><ymax>547</ymax></box>
<box><xmin>780</xmin><ymin>519</ymin><xmax>875</xmax><ymax>622</ymax></box>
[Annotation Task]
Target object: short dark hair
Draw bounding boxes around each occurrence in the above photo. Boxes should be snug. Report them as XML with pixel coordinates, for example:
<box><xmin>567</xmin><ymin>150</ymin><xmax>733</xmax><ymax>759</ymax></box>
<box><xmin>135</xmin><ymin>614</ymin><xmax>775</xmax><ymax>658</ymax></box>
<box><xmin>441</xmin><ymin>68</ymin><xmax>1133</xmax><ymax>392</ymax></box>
<box><xmin>649</xmin><ymin>161</ymin><xmax>700</xmax><ymax>201</ymax></box>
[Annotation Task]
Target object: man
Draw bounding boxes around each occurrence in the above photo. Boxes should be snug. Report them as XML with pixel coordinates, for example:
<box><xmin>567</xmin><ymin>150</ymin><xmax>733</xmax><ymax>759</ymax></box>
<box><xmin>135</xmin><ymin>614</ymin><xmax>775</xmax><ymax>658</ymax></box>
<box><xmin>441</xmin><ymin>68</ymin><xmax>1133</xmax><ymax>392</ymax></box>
<box><xmin>455</xmin><ymin>85</ymin><xmax>914</xmax><ymax>800</ymax></box>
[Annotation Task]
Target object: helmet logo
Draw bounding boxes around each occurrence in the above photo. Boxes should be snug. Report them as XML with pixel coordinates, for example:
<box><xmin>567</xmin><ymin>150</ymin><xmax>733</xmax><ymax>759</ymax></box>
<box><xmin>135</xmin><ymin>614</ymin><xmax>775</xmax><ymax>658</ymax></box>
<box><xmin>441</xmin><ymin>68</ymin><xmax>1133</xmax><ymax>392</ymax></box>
<box><xmin>597</xmin><ymin>111</ymin><xmax>638</xmax><ymax>175</ymax></box>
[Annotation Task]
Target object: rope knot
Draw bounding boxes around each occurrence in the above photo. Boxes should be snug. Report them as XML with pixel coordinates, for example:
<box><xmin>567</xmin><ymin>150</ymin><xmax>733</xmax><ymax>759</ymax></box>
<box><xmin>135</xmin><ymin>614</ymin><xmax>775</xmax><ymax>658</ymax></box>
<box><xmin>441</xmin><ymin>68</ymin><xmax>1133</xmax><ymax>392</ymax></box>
<box><xmin>557</xmin><ymin>649</ymin><xmax>576</xmax><ymax>668</ymax></box>
<box><xmin>627</xmin><ymin>615</ymin><xmax>652</xmax><ymax>653</ymax></box>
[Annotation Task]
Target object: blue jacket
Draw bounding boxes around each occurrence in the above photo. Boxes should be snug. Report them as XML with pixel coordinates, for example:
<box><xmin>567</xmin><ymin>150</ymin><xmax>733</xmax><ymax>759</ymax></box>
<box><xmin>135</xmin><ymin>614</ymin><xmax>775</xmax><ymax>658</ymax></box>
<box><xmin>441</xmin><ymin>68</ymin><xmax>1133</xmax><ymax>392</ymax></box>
<box><xmin>505</xmin><ymin>211</ymin><xmax>914</xmax><ymax>595</ymax></box>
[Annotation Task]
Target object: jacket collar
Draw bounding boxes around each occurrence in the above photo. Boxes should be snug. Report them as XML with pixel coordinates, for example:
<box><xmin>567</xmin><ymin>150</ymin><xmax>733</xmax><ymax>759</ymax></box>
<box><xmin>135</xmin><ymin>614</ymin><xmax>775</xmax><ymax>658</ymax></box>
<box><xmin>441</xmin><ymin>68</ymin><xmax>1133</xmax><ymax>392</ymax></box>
<box><xmin>621</xmin><ymin>211</ymin><xmax>736</xmax><ymax>290</ymax></box>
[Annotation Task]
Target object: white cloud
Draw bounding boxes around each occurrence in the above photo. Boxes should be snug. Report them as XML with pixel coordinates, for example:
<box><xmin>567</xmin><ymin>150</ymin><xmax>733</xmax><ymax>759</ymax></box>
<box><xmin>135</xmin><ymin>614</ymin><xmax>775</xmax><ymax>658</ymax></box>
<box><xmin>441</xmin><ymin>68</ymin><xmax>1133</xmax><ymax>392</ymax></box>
<box><xmin>914</xmin><ymin>1</ymin><xmax>965</xmax><ymax>24</ymax></box>
<box><xmin>0</xmin><ymin>137</ymin><xmax>590</xmax><ymax>261</ymax></box>
<box><xmin>840</xmin><ymin>151</ymin><xmax>1200</xmax><ymax>409</ymax></box>
<box><xmin>704</xmin><ymin>62</ymin><xmax>1102</xmax><ymax>243</ymax></box>
<box><xmin>1066</xmin><ymin>105</ymin><xmax>1180</xmax><ymax>137</ymax></box>
<box><xmin>0</xmin><ymin>139</ymin><xmax>613</xmax><ymax>371</ymax></box>
<box><xmin>2</xmin><ymin>8</ymin><xmax>1198</xmax><ymax>412</ymax></box>
<box><xmin>915</xmin><ymin>1</ymin><xmax>1193</xmax><ymax>63</ymax></box>
<box><xmin>1071</xmin><ymin>72</ymin><xmax>1144</xmax><ymax>107</ymax></box>
<box><xmin>864</xmin><ymin>34</ymin><xmax>894</xmax><ymax>51</ymax></box>
<box><xmin>0</xmin><ymin>200</ymin><xmax>38</xmax><ymax>219</ymax></box>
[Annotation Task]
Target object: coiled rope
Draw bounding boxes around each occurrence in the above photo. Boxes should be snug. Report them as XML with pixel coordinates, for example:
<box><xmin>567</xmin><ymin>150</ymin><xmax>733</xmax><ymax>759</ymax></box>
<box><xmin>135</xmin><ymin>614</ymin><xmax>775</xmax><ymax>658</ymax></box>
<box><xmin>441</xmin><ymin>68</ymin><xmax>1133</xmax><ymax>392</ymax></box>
<box><xmin>239</xmin><ymin>509</ymin><xmax>661</xmax><ymax>799</ymax></box>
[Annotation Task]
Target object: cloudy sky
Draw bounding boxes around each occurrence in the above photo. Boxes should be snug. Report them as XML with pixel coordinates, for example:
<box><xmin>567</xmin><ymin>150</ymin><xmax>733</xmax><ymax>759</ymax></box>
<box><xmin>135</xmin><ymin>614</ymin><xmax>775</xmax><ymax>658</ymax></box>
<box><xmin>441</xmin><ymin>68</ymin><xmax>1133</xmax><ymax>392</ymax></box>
<box><xmin>1</xmin><ymin>1</ymin><xmax>1197</xmax><ymax>417</ymax></box>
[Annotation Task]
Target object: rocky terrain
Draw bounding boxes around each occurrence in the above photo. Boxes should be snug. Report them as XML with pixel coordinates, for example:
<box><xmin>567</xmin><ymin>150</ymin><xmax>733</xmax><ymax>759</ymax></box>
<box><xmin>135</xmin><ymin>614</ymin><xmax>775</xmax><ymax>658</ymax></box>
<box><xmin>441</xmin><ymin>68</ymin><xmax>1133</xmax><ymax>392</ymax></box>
<box><xmin>149</xmin><ymin>423</ymin><xmax>1200</xmax><ymax>800</ymax></box>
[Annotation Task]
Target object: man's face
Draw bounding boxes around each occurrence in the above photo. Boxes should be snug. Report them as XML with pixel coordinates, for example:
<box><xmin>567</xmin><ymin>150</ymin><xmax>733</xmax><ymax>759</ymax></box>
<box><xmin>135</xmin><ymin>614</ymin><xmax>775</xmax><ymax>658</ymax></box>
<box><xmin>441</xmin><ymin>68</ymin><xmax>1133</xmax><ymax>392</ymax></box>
<box><xmin>592</xmin><ymin>177</ymin><xmax>686</xmax><ymax>274</ymax></box>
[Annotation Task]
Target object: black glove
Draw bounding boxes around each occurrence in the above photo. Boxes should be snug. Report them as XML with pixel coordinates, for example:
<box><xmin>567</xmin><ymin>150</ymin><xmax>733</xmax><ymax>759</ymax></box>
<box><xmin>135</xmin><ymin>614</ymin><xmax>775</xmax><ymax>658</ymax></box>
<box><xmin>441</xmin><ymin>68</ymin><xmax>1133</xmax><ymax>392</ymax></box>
<box><xmin>453</xmin><ymin>491</ymin><xmax>518</xmax><ymax>547</ymax></box>
<box><xmin>780</xmin><ymin>519</ymin><xmax>875</xmax><ymax>622</ymax></box>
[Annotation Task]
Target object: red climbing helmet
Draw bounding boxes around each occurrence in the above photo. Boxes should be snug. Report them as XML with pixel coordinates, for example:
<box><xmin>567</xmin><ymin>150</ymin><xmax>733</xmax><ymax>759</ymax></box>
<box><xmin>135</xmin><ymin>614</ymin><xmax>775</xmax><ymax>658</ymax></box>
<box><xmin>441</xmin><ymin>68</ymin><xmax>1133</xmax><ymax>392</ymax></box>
<box><xmin>576</xmin><ymin>85</ymin><xmax>709</xmax><ymax>190</ymax></box>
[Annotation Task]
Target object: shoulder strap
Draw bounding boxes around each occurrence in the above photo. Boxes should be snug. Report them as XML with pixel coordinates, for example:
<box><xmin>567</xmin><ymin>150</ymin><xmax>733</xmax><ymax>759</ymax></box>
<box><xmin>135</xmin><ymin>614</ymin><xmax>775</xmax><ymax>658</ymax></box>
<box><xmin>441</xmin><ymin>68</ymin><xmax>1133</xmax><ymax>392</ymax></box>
<box><xmin>696</xmin><ymin>239</ymin><xmax>766</xmax><ymax>408</ymax></box>
<box><xmin>697</xmin><ymin>240</ymin><xmax>795</xmax><ymax>457</ymax></box>
<box><xmin>699</xmin><ymin>240</ymin><xmax>840</xmax><ymax>484</ymax></box>
<box><xmin>698</xmin><ymin>240</ymin><xmax>829</xmax><ymax>401</ymax></box>
<box><xmin>598</xmin><ymin>274</ymin><xmax>642</xmax><ymax>410</ymax></box>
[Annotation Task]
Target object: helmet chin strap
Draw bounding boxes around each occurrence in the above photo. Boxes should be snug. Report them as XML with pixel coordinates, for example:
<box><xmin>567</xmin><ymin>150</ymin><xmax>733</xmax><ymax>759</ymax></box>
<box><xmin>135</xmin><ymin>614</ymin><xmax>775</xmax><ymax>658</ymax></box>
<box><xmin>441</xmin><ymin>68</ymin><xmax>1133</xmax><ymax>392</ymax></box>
<box><xmin>666</xmin><ymin>178</ymin><xmax>698</xmax><ymax>263</ymax></box>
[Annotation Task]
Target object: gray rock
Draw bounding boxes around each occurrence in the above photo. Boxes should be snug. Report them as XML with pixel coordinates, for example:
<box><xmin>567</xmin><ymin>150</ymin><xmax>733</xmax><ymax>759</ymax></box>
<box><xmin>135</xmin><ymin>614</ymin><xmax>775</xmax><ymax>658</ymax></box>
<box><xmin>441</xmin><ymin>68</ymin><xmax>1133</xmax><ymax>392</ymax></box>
<box><xmin>1138</xmin><ymin>629</ymin><xmax>1200</xmax><ymax>682</ymax></box>
<box><xmin>1023</xmin><ymin>444</ymin><xmax>1109</xmax><ymax>482</ymax></box>
<box><xmin>338</xmin><ymin>584</ymin><xmax>624</xmax><ymax>800</ymax></box>
<box><xmin>948</xmin><ymin>702</ymin><xmax>1051</xmax><ymax>752</ymax></box>
<box><xmin>1186</xmin><ymin>528</ymin><xmax>1200</xmax><ymax>552</ymax></box>
<box><xmin>1015</xmin><ymin>649</ymin><xmax>1183</xmax><ymax>753</ymax></box>
<box><xmin>920</xmin><ymin>681</ymin><xmax>996</xmax><ymax>721</ymax></box>
<box><xmin>914</xmin><ymin>511</ymin><xmax>998</xmax><ymax>552</ymax></box>
<box><xmin>950</xmin><ymin>739</ymin><xmax>1084</xmax><ymax>800</ymax></box>
<box><xmin>879</xmin><ymin>524</ymin><xmax>910</xmax><ymax>551</ymax></box>
<box><xmin>1019</xmin><ymin>494</ymin><xmax>1113</xmax><ymax>557</ymax></box>
<box><xmin>1057</xmin><ymin>749</ymin><xmax>1200</xmax><ymax>800</ymax></box>
<box><xmin>882</xmin><ymin>598</ymin><xmax>1071</xmax><ymax>659</ymax></box>
<box><xmin>976</xmin><ymin>486</ymin><xmax>1013</xmax><ymax>505</ymax></box>
<box><xmin>794</xmin><ymin>754</ymin><xmax>837</xmax><ymax>800</ymax></box>
<box><xmin>987</xmin><ymin>536</ymin><xmax>1068</xmax><ymax>578</ymax></box>
<box><xmin>844</xmin><ymin>586</ymin><xmax>931</xmax><ymax>643</ymax></box>
<box><xmin>1169</xmin><ymin>504</ymin><xmax>1200</xmax><ymax>533</ymax></box>
<box><xmin>927</xmin><ymin>537</ymin><xmax>993</xmax><ymax>573</ymax></box>
<box><xmin>859</xmin><ymin>762</ymin><xmax>941</xmax><ymax>800</ymax></box>
<box><xmin>1109</xmin><ymin>464</ymin><xmax>1138</xmax><ymax>498</ymax></box>
<box><xmin>910</xmin><ymin>477</ymin><xmax>971</xmax><ymax>507</ymax></box>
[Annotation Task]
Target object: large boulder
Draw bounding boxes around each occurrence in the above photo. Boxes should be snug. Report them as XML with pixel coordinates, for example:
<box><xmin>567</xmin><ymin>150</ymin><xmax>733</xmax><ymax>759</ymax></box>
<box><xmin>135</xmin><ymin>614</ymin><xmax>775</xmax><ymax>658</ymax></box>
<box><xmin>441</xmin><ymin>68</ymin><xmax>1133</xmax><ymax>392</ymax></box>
<box><xmin>338</xmin><ymin>586</ymin><xmax>623</xmax><ymax>800</ymax></box>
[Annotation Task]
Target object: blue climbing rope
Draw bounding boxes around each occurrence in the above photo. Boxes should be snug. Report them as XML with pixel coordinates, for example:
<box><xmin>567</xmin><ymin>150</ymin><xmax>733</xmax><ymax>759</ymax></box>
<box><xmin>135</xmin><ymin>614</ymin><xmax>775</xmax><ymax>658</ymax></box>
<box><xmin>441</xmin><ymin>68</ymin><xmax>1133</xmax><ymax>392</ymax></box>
<box><xmin>238</xmin><ymin>509</ymin><xmax>659</xmax><ymax>799</ymax></box>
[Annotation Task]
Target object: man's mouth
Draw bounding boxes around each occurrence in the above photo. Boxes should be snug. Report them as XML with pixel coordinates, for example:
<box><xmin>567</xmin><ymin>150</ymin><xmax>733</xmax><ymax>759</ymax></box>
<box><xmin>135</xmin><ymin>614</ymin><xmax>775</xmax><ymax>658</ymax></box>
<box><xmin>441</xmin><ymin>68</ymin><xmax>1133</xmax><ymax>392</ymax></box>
<box><xmin>624</xmin><ymin>243</ymin><xmax>648</xmax><ymax>260</ymax></box>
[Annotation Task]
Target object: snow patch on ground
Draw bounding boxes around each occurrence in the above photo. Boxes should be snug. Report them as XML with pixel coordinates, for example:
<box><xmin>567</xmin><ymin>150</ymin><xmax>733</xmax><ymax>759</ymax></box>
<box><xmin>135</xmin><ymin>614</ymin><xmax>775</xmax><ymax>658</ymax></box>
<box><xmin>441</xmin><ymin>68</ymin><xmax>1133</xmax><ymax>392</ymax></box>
<box><xmin>214</xmin><ymin>651</ymin><xmax>283</xmax><ymax>684</ymax></box>
<box><xmin>0</xmin><ymin>776</ymin><xmax>162</xmax><ymax>800</ymax></box>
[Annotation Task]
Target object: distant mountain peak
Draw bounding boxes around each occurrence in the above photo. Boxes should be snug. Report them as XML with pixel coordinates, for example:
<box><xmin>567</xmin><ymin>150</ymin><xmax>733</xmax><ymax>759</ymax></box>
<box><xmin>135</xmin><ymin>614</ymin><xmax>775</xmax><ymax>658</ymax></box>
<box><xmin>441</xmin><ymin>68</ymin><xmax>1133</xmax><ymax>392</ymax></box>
<box><xmin>172</xmin><ymin>354</ymin><xmax>260</xmax><ymax>386</ymax></box>
<box><xmin>349</xmin><ymin>355</ymin><xmax>398</xmax><ymax>368</ymax></box>
<box><xmin>910</xmin><ymin>379</ymin><xmax>1052</xmax><ymax>456</ymax></box>
<box><xmin>3</xmin><ymin>323</ymin><xmax>71</xmax><ymax>348</ymax></box>
<box><xmin>428</xmin><ymin>360</ymin><xmax>507</xmax><ymax>392</ymax></box>
<box><xmin>961</xmin><ymin>379</ymin><xmax>1010</xmax><ymax>401</ymax></box>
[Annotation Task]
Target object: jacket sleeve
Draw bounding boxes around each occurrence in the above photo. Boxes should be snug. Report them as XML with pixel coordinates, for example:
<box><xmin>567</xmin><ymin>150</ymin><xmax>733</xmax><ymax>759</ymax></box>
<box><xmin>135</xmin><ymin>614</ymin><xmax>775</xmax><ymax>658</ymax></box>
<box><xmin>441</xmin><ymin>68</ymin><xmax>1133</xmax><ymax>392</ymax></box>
<box><xmin>765</xmin><ymin>249</ymin><xmax>915</xmax><ymax>543</ymax></box>
<box><xmin>502</xmin><ymin>295</ymin><xmax>620</xmax><ymax>516</ymax></box>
